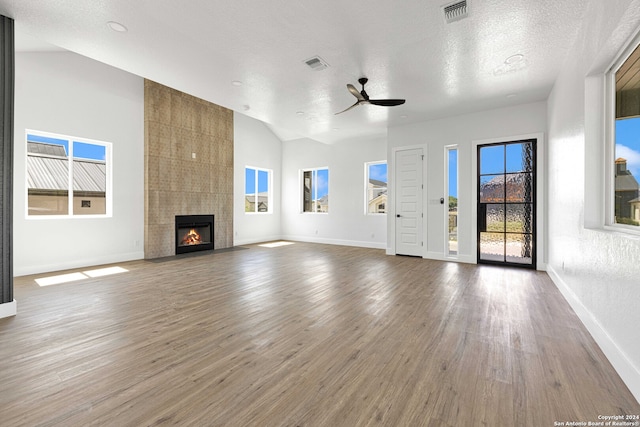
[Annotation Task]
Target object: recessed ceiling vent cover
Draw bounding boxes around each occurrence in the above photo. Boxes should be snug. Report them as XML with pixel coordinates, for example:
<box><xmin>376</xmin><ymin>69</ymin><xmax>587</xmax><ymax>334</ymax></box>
<box><xmin>304</xmin><ymin>56</ymin><xmax>329</xmax><ymax>71</ymax></box>
<box><xmin>443</xmin><ymin>0</ymin><xmax>468</xmax><ymax>23</ymax></box>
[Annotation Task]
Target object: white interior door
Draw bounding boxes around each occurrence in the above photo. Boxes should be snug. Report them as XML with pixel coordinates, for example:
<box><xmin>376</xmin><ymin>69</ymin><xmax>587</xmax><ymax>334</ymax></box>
<box><xmin>395</xmin><ymin>148</ymin><xmax>423</xmax><ymax>256</ymax></box>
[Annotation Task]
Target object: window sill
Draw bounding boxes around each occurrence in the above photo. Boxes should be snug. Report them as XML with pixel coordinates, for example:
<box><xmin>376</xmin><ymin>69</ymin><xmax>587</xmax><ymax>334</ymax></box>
<box><xmin>586</xmin><ymin>224</ymin><xmax>640</xmax><ymax>241</ymax></box>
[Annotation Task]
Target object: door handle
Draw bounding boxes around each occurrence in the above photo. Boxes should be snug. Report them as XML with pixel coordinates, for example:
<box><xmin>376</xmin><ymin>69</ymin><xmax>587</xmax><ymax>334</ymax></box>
<box><xmin>396</xmin><ymin>214</ymin><xmax>401</xmax><ymax>218</ymax></box>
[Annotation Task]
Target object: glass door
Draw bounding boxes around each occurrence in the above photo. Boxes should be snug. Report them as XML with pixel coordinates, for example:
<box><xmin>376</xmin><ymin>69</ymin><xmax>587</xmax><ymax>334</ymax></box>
<box><xmin>478</xmin><ymin>140</ymin><xmax>536</xmax><ymax>268</ymax></box>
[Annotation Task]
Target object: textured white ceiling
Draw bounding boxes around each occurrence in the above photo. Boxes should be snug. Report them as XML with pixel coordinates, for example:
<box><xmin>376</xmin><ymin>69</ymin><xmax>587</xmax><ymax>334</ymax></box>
<box><xmin>0</xmin><ymin>0</ymin><xmax>587</xmax><ymax>144</ymax></box>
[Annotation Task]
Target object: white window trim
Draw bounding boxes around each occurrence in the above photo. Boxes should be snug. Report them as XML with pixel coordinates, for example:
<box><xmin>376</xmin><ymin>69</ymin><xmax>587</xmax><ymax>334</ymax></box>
<box><xmin>364</xmin><ymin>160</ymin><xmax>387</xmax><ymax>215</ymax></box>
<box><xmin>244</xmin><ymin>166</ymin><xmax>273</xmax><ymax>214</ymax></box>
<box><xmin>604</xmin><ymin>31</ymin><xmax>640</xmax><ymax>235</ymax></box>
<box><xmin>445</xmin><ymin>145</ymin><xmax>458</xmax><ymax>258</ymax></box>
<box><xmin>300</xmin><ymin>167</ymin><xmax>329</xmax><ymax>214</ymax></box>
<box><xmin>25</xmin><ymin>129</ymin><xmax>113</xmax><ymax>219</ymax></box>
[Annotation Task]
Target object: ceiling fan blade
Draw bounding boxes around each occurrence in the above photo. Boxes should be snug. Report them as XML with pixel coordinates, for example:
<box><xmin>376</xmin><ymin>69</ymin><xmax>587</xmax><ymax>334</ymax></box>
<box><xmin>347</xmin><ymin>84</ymin><xmax>366</xmax><ymax>101</ymax></box>
<box><xmin>334</xmin><ymin>100</ymin><xmax>363</xmax><ymax>115</ymax></box>
<box><xmin>369</xmin><ymin>99</ymin><xmax>406</xmax><ymax>107</ymax></box>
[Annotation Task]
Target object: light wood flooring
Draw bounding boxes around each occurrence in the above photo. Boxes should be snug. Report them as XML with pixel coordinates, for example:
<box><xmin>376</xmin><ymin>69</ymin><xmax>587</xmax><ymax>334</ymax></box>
<box><xmin>1</xmin><ymin>242</ymin><xmax>638</xmax><ymax>426</ymax></box>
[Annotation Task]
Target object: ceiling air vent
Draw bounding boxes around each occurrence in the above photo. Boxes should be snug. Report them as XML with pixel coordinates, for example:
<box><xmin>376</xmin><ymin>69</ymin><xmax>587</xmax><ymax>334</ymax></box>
<box><xmin>443</xmin><ymin>0</ymin><xmax>468</xmax><ymax>23</ymax></box>
<box><xmin>304</xmin><ymin>56</ymin><xmax>329</xmax><ymax>71</ymax></box>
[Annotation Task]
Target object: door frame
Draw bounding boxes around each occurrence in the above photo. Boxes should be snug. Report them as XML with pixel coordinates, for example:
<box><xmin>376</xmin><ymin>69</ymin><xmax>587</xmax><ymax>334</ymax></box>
<box><xmin>388</xmin><ymin>144</ymin><xmax>428</xmax><ymax>257</ymax></box>
<box><xmin>471</xmin><ymin>133</ymin><xmax>546</xmax><ymax>270</ymax></box>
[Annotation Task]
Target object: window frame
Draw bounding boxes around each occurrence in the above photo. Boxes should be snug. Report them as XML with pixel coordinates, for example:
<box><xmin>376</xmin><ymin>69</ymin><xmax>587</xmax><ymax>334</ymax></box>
<box><xmin>244</xmin><ymin>166</ymin><xmax>273</xmax><ymax>214</ymax></box>
<box><xmin>365</xmin><ymin>160</ymin><xmax>387</xmax><ymax>215</ymax></box>
<box><xmin>26</xmin><ymin>129</ymin><xmax>112</xmax><ymax>219</ymax></box>
<box><xmin>605</xmin><ymin>31</ymin><xmax>640</xmax><ymax>234</ymax></box>
<box><xmin>300</xmin><ymin>167</ymin><xmax>329</xmax><ymax>214</ymax></box>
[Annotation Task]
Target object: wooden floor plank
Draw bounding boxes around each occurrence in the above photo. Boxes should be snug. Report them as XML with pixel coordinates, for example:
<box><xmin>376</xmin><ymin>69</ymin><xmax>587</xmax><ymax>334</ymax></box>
<box><xmin>1</xmin><ymin>242</ymin><xmax>638</xmax><ymax>426</ymax></box>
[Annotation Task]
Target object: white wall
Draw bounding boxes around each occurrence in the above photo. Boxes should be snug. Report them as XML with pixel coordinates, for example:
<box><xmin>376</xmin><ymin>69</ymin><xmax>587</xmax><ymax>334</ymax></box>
<box><xmin>546</xmin><ymin>0</ymin><xmax>640</xmax><ymax>401</ymax></box>
<box><xmin>281</xmin><ymin>137</ymin><xmax>387</xmax><ymax>248</ymax></box>
<box><xmin>14</xmin><ymin>52</ymin><xmax>144</xmax><ymax>276</ymax></box>
<box><xmin>233</xmin><ymin>112</ymin><xmax>282</xmax><ymax>244</ymax></box>
<box><xmin>388</xmin><ymin>102</ymin><xmax>547</xmax><ymax>264</ymax></box>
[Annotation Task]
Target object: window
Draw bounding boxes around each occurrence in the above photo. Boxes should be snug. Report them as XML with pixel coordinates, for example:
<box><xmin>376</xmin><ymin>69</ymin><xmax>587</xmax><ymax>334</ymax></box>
<box><xmin>365</xmin><ymin>161</ymin><xmax>387</xmax><ymax>214</ymax></box>
<box><xmin>609</xmin><ymin>36</ymin><xmax>640</xmax><ymax>228</ymax></box>
<box><xmin>245</xmin><ymin>167</ymin><xmax>272</xmax><ymax>213</ymax></box>
<box><xmin>446</xmin><ymin>147</ymin><xmax>458</xmax><ymax>255</ymax></box>
<box><xmin>27</xmin><ymin>130</ymin><xmax>111</xmax><ymax>217</ymax></box>
<box><xmin>302</xmin><ymin>168</ymin><xmax>329</xmax><ymax>213</ymax></box>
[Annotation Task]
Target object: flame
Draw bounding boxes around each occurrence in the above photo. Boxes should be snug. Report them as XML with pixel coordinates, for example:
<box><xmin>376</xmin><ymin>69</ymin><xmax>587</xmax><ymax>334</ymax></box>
<box><xmin>181</xmin><ymin>228</ymin><xmax>202</xmax><ymax>246</ymax></box>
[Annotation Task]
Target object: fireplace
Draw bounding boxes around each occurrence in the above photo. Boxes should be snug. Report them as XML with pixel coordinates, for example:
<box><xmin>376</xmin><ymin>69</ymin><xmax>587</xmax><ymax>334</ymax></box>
<box><xmin>175</xmin><ymin>215</ymin><xmax>214</xmax><ymax>254</ymax></box>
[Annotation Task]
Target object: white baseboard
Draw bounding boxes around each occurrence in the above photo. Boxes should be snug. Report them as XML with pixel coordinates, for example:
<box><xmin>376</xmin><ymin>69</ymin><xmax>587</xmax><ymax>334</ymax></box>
<box><xmin>14</xmin><ymin>251</ymin><xmax>145</xmax><ymax>277</ymax></box>
<box><xmin>233</xmin><ymin>235</ymin><xmax>284</xmax><ymax>246</ymax></box>
<box><xmin>282</xmin><ymin>235</ymin><xmax>387</xmax><ymax>250</ymax></box>
<box><xmin>0</xmin><ymin>300</ymin><xmax>17</xmax><ymax>319</ymax></box>
<box><xmin>547</xmin><ymin>265</ymin><xmax>640</xmax><ymax>404</ymax></box>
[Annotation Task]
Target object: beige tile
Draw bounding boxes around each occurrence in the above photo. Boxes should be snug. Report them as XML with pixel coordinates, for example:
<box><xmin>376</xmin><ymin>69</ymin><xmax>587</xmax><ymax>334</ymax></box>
<box><xmin>148</xmin><ymin>122</ymin><xmax>172</xmax><ymax>158</ymax></box>
<box><xmin>200</xmin><ymin>193</ymin><xmax>213</xmax><ymax>214</ymax></box>
<box><xmin>224</xmin><ymin>193</ymin><xmax>234</xmax><ymax>215</ymax></box>
<box><xmin>200</xmin><ymin>111</ymin><xmax>213</xmax><ymax>136</ymax></box>
<box><xmin>211</xmin><ymin>139</ymin><xmax>221</xmax><ymax>166</ymax></box>
<box><xmin>221</xmin><ymin>195</ymin><xmax>233</xmax><ymax>221</ymax></box>
<box><xmin>191</xmin><ymin>166</ymin><xmax>203</xmax><ymax>193</ymax></box>
<box><xmin>205</xmin><ymin>165</ymin><xmax>213</xmax><ymax>193</ymax></box>
<box><xmin>145</xmin><ymin>223</ymin><xmax>172</xmax><ymax>258</ymax></box>
<box><xmin>158</xmin><ymin>157</ymin><xmax>172</xmax><ymax>192</ymax></box>
<box><xmin>221</xmin><ymin>166</ymin><xmax>234</xmax><ymax>194</ymax></box>
<box><xmin>158</xmin><ymin>223</ymin><xmax>175</xmax><ymax>257</ymax></box>
<box><xmin>214</xmin><ymin>221</ymin><xmax>226</xmax><ymax>249</ymax></box>
<box><xmin>146</xmin><ymin>155</ymin><xmax>160</xmax><ymax>191</ymax></box>
<box><xmin>221</xmin><ymin>220</ymin><xmax>233</xmax><ymax>249</ymax></box>
<box><xmin>193</xmin><ymin>100</ymin><xmax>206</xmax><ymax>134</ymax></box>
<box><xmin>170</xmin><ymin>91</ymin><xmax>182</xmax><ymax>129</ymax></box>
<box><xmin>208</xmin><ymin>193</ymin><xmax>219</xmax><ymax>217</ymax></box>
<box><xmin>144</xmin><ymin>80</ymin><xmax>171</xmax><ymax>124</ymax></box>
<box><xmin>199</xmin><ymin>133</ymin><xmax>213</xmax><ymax>165</ymax></box>
<box><xmin>171</xmin><ymin>128</ymin><xmax>190</xmax><ymax>161</ymax></box>
<box><xmin>179</xmin><ymin>160</ymin><xmax>193</xmax><ymax>191</ymax></box>
<box><xmin>147</xmin><ymin>190</ymin><xmax>160</xmax><ymax>226</ymax></box>
<box><xmin>190</xmin><ymin>197</ymin><xmax>199</xmax><ymax>216</ymax></box>
<box><xmin>200</xmin><ymin>194</ymin><xmax>211</xmax><ymax>215</ymax></box>
<box><xmin>219</xmin><ymin>140</ymin><xmax>232</xmax><ymax>167</ymax></box>
<box><xmin>158</xmin><ymin>191</ymin><xmax>175</xmax><ymax>225</ymax></box>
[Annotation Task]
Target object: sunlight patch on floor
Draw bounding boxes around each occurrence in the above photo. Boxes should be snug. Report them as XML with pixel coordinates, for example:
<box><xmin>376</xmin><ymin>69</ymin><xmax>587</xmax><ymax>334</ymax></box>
<box><xmin>258</xmin><ymin>241</ymin><xmax>295</xmax><ymax>248</ymax></box>
<box><xmin>36</xmin><ymin>272</ymin><xmax>88</xmax><ymax>287</ymax></box>
<box><xmin>35</xmin><ymin>266</ymin><xmax>129</xmax><ymax>286</ymax></box>
<box><xmin>84</xmin><ymin>266</ymin><xmax>129</xmax><ymax>277</ymax></box>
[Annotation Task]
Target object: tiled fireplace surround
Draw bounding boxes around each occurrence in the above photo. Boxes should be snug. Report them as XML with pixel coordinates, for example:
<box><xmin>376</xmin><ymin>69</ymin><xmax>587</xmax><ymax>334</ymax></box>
<box><xmin>144</xmin><ymin>80</ymin><xmax>233</xmax><ymax>258</ymax></box>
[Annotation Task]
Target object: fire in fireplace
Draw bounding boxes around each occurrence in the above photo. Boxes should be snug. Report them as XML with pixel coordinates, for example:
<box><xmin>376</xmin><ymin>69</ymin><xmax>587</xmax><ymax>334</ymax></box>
<box><xmin>182</xmin><ymin>229</ymin><xmax>202</xmax><ymax>246</ymax></box>
<box><xmin>175</xmin><ymin>215</ymin><xmax>214</xmax><ymax>254</ymax></box>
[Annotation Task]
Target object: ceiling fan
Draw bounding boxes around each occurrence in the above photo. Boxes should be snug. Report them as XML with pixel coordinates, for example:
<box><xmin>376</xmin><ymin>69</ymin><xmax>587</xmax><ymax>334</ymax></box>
<box><xmin>335</xmin><ymin>77</ymin><xmax>405</xmax><ymax>114</ymax></box>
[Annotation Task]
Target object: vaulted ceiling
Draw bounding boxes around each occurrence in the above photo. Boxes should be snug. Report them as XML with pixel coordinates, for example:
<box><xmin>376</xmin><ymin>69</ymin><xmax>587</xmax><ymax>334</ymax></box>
<box><xmin>0</xmin><ymin>0</ymin><xmax>588</xmax><ymax>144</ymax></box>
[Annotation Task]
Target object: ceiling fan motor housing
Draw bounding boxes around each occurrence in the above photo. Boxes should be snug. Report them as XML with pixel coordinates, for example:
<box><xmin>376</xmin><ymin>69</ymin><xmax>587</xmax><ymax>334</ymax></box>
<box><xmin>358</xmin><ymin>78</ymin><xmax>369</xmax><ymax>99</ymax></box>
